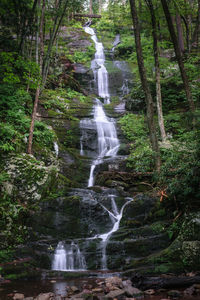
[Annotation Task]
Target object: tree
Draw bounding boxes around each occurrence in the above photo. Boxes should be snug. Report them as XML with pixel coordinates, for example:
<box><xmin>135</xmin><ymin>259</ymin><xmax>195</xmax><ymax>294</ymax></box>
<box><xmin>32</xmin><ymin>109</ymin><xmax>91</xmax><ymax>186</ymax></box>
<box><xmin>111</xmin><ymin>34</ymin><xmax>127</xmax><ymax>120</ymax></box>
<box><xmin>175</xmin><ymin>13</ymin><xmax>185</xmax><ymax>54</ymax></box>
<box><xmin>90</xmin><ymin>0</ymin><xmax>93</xmax><ymax>14</ymax></box>
<box><xmin>27</xmin><ymin>0</ymin><xmax>69</xmax><ymax>154</ymax></box>
<box><xmin>27</xmin><ymin>0</ymin><xmax>45</xmax><ymax>155</ymax></box>
<box><xmin>145</xmin><ymin>0</ymin><xmax>167</xmax><ymax>142</ymax></box>
<box><xmin>161</xmin><ymin>0</ymin><xmax>195</xmax><ymax>114</ymax></box>
<box><xmin>191</xmin><ymin>0</ymin><xmax>200</xmax><ymax>51</ymax></box>
<box><xmin>129</xmin><ymin>0</ymin><xmax>161</xmax><ymax>171</ymax></box>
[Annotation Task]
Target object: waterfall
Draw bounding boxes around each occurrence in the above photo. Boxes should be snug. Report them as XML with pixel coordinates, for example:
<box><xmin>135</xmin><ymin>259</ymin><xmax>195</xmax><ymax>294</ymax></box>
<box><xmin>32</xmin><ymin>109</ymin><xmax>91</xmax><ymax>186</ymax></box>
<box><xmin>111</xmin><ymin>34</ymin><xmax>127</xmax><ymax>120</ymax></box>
<box><xmin>88</xmin><ymin>100</ymin><xmax>119</xmax><ymax>187</ymax></box>
<box><xmin>84</xmin><ymin>26</ymin><xmax>110</xmax><ymax>104</ymax></box>
<box><xmin>52</xmin><ymin>241</ymin><xmax>87</xmax><ymax>271</ymax></box>
<box><xmin>84</xmin><ymin>26</ymin><xmax>120</xmax><ymax>187</ymax></box>
<box><xmin>112</xmin><ymin>34</ymin><xmax>120</xmax><ymax>52</ymax></box>
<box><xmin>52</xmin><ymin>25</ymin><xmax>132</xmax><ymax>272</ymax></box>
<box><xmin>80</xmin><ymin>136</ymin><xmax>84</xmax><ymax>156</ymax></box>
<box><xmin>98</xmin><ymin>196</ymin><xmax>133</xmax><ymax>270</ymax></box>
<box><xmin>52</xmin><ymin>241</ymin><xmax>67</xmax><ymax>271</ymax></box>
<box><xmin>54</xmin><ymin>141</ymin><xmax>59</xmax><ymax>157</ymax></box>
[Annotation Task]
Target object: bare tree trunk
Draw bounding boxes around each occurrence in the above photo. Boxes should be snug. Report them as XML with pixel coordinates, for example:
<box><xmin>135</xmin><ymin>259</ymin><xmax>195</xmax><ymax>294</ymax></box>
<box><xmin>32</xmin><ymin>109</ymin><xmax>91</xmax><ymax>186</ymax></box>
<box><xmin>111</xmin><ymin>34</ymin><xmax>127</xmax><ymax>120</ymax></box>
<box><xmin>161</xmin><ymin>0</ymin><xmax>195</xmax><ymax>113</ymax></box>
<box><xmin>27</xmin><ymin>87</ymin><xmax>40</xmax><ymax>154</ymax></box>
<box><xmin>90</xmin><ymin>0</ymin><xmax>93</xmax><ymax>15</ymax></box>
<box><xmin>42</xmin><ymin>0</ymin><xmax>68</xmax><ymax>86</ymax></box>
<box><xmin>27</xmin><ymin>0</ymin><xmax>45</xmax><ymax>154</ymax></box>
<box><xmin>146</xmin><ymin>0</ymin><xmax>167</xmax><ymax>142</ymax></box>
<box><xmin>129</xmin><ymin>0</ymin><xmax>161</xmax><ymax>171</ymax></box>
<box><xmin>191</xmin><ymin>0</ymin><xmax>200</xmax><ymax>51</ymax></box>
<box><xmin>176</xmin><ymin>13</ymin><xmax>185</xmax><ymax>54</ymax></box>
<box><xmin>181</xmin><ymin>15</ymin><xmax>190</xmax><ymax>52</ymax></box>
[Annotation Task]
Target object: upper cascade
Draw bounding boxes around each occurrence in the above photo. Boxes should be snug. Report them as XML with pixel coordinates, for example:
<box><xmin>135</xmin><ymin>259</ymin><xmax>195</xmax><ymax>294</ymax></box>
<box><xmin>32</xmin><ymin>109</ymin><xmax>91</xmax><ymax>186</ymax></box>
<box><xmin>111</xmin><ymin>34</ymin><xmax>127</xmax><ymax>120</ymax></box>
<box><xmin>83</xmin><ymin>25</ymin><xmax>120</xmax><ymax>187</ymax></box>
<box><xmin>84</xmin><ymin>26</ymin><xmax>110</xmax><ymax>103</ymax></box>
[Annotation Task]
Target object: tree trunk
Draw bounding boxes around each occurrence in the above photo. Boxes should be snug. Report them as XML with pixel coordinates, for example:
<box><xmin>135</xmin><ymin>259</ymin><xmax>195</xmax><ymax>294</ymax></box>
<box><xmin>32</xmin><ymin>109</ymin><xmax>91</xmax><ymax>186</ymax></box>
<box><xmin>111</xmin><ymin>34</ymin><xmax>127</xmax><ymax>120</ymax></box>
<box><xmin>27</xmin><ymin>0</ymin><xmax>45</xmax><ymax>154</ymax></box>
<box><xmin>42</xmin><ymin>0</ymin><xmax>68</xmax><ymax>86</ymax></box>
<box><xmin>129</xmin><ymin>0</ymin><xmax>161</xmax><ymax>171</ymax></box>
<box><xmin>27</xmin><ymin>87</ymin><xmax>40</xmax><ymax>154</ymax></box>
<box><xmin>90</xmin><ymin>0</ymin><xmax>93</xmax><ymax>15</ymax></box>
<box><xmin>181</xmin><ymin>15</ymin><xmax>190</xmax><ymax>52</ymax></box>
<box><xmin>191</xmin><ymin>0</ymin><xmax>200</xmax><ymax>51</ymax></box>
<box><xmin>175</xmin><ymin>13</ymin><xmax>185</xmax><ymax>54</ymax></box>
<box><xmin>146</xmin><ymin>0</ymin><xmax>167</xmax><ymax>142</ymax></box>
<box><xmin>161</xmin><ymin>0</ymin><xmax>195</xmax><ymax>113</ymax></box>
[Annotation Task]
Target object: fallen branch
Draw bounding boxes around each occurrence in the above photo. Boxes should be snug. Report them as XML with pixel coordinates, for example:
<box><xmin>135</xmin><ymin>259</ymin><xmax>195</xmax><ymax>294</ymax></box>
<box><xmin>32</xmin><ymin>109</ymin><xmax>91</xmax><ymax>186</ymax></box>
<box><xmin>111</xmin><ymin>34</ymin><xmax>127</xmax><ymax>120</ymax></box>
<box><xmin>131</xmin><ymin>275</ymin><xmax>200</xmax><ymax>290</ymax></box>
<box><xmin>74</xmin><ymin>13</ymin><xmax>102</xmax><ymax>18</ymax></box>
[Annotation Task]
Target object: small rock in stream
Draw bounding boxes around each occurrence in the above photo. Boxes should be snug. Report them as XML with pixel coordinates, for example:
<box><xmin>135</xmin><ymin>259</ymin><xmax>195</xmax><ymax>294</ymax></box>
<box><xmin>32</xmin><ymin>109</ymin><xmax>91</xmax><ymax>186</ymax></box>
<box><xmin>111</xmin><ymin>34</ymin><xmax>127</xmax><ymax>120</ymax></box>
<box><xmin>70</xmin><ymin>286</ymin><xmax>80</xmax><ymax>293</ymax></box>
<box><xmin>144</xmin><ymin>289</ymin><xmax>155</xmax><ymax>295</ymax></box>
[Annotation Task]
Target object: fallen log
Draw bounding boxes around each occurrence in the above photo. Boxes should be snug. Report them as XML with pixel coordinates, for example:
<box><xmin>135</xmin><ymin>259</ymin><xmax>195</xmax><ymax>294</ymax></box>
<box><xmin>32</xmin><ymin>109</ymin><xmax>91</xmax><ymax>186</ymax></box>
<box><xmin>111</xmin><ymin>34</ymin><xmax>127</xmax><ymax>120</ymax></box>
<box><xmin>74</xmin><ymin>13</ymin><xmax>101</xmax><ymax>18</ymax></box>
<box><xmin>131</xmin><ymin>274</ymin><xmax>200</xmax><ymax>290</ymax></box>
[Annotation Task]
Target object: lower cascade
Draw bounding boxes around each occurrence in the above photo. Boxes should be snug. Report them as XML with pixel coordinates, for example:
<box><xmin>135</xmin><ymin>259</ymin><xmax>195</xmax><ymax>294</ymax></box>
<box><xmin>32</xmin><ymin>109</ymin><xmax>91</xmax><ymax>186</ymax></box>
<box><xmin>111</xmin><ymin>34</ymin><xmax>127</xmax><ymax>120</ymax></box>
<box><xmin>98</xmin><ymin>195</ymin><xmax>133</xmax><ymax>270</ymax></box>
<box><xmin>52</xmin><ymin>241</ymin><xmax>87</xmax><ymax>271</ymax></box>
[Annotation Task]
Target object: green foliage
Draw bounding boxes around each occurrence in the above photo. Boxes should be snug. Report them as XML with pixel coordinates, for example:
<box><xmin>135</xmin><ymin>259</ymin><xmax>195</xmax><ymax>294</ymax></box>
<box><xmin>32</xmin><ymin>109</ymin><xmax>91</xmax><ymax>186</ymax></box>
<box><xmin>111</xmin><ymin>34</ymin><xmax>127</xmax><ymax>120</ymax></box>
<box><xmin>119</xmin><ymin>113</ymin><xmax>146</xmax><ymax>141</ymax></box>
<box><xmin>41</xmin><ymin>87</ymin><xmax>88</xmax><ymax>113</ymax></box>
<box><xmin>159</xmin><ymin>129</ymin><xmax>200</xmax><ymax>210</ymax></box>
<box><xmin>73</xmin><ymin>45</ymin><xmax>95</xmax><ymax>63</ymax></box>
<box><xmin>119</xmin><ymin>114</ymin><xmax>154</xmax><ymax>171</ymax></box>
<box><xmin>0</xmin><ymin>194</ymin><xmax>28</xmax><ymax>248</ymax></box>
<box><xmin>0</xmin><ymin>84</ymin><xmax>55</xmax><ymax>154</ymax></box>
<box><xmin>0</xmin><ymin>249</ymin><xmax>14</xmax><ymax>262</ymax></box>
<box><xmin>34</xmin><ymin>121</ymin><xmax>55</xmax><ymax>148</ymax></box>
<box><xmin>0</xmin><ymin>52</ymin><xmax>40</xmax><ymax>88</ymax></box>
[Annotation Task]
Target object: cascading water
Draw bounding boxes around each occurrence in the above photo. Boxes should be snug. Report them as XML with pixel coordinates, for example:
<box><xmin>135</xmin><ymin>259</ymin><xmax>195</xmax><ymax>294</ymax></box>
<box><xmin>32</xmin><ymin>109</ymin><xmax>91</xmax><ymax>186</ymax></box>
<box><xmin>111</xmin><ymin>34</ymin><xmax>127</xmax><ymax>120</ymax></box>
<box><xmin>83</xmin><ymin>26</ymin><xmax>120</xmax><ymax>187</ymax></box>
<box><xmin>88</xmin><ymin>100</ymin><xmax>119</xmax><ymax>187</ymax></box>
<box><xmin>52</xmin><ymin>242</ymin><xmax>67</xmax><ymax>271</ymax></box>
<box><xmin>52</xmin><ymin>25</ymin><xmax>133</xmax><ymax>272</ymax></box>
<box><xmin>52</xmin><ymin>241</ymin><xmax>87</xmax><ymax>271</ymax></box>
<box><xmin>98</xmin><ymin>196</ymin><xmax>133</xmax><ymax>270</ymax></box>
<box><xmin>84</xmin><ymin>26</ymin><xmax>110</xmax><ymax>103</ymax></box>
<box><xmin>54</xmin><ymin>141</ymin><xmax>59</xmax><ymax>157</ymax></box>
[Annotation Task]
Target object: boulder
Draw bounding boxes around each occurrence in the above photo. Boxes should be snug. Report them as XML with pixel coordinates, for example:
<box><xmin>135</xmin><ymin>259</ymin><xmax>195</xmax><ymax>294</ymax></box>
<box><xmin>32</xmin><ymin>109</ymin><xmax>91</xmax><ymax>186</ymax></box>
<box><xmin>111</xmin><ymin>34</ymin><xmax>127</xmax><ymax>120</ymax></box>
<box><xmin>35</xmin><ymin>293</ymin><xmax>55</xmax><ymax>300</ymax></box>
<box><xmin>105</xmin><ymin>276</ymin><xmax>123</xmax><ymax>289</ymax></box>
<box><xmin>124</xmin><ymin>286</ymin><xmax>143</xmax><ymax>297</ymax></box>
<box><xmin>105</xmin><ymin>289</ymin><xmax>125</xmax><ymax>299</ymax></box>
<box><xmin>13</xmin><ymin>294</ymin><xmax>25</xmax><ymax>300</ymax></box>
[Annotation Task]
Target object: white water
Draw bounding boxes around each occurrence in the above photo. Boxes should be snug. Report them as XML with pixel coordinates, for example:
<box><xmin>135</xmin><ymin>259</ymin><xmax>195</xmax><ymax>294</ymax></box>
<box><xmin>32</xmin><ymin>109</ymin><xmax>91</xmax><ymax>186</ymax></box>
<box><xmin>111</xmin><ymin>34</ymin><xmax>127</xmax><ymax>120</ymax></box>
<box><xmin>53</xmin><ymin>26</ymin><xmax>131</xmax><ymax>272</ymax></box>
<box><xmin>52</xmin><ymin>241</ymin><xmax>87</xmax><ymax>271</ymax></box>
<box><xmin>99</xmin><ymin>196</ymin><xmax>133</xmax><ymax>270</ymax></box>
<box><xmin>84</xmin><ymin>26</ymin><xmax>120</xmax><ymax>187</ymax></box>
<box><xmin>84</xmin><ymin>26</ymin><xmax>110</xmax><ymax>103</ymax></box>
<box><xmin>80</xmin><ymin>136</ymin><xmax>84</xmax><ymax>156</ymax></box>
<box><xmin>54</xmin><ymin>141</ymin><xmax>59</xmax><ymax>157</ymax></box>
<box><xmin>112</xmin><ymin>34</ymin><xmax>120</xmax><ymax>52</ymax></box>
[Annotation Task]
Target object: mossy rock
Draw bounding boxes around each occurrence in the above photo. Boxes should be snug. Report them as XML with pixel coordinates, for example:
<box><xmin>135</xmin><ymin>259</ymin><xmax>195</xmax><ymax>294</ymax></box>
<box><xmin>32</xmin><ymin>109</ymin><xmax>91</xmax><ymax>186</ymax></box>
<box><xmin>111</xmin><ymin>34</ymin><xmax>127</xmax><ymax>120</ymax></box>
<box><xmin>181</xmin><ymin>241</ymin><xmax>200</xmax><ymax>270</ymax></box>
